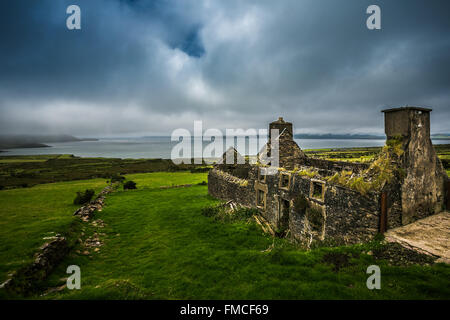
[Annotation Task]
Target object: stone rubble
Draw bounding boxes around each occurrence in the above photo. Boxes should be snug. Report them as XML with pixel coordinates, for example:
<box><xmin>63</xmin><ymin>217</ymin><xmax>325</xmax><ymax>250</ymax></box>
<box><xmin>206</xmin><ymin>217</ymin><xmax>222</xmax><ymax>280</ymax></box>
<box><xmin>73</xmin><ymin>184</ymin><xmax>116</xmax><ymax>221</ymax></box>
<box><xmin>1</xmin><ymin>184</ymin><xmax>116</xmax><ymax>295</ymax></box>
<box><xmin>159</xmin><ymin>184</ymin><xmax>193</xmax><ymax>189</ymax></box>
<box><xmin>0</xmin><ymin>236</ymin><xmax>68</xmax><ymax>294</ymax></box>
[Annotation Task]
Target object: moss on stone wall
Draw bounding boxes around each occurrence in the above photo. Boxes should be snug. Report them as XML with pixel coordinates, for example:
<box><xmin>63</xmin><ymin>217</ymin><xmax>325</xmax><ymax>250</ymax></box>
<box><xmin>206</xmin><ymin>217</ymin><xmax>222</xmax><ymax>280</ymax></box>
<box><xmin>214</xmin><ymin>168</ymin><xmax>249</xmax><ymax>187</ymax></box>
<box><xmin>296</xmin><ymin>167</ymin><xmax>319</xmax><ymax>178</ymax></box>
<box><xmin>325</xmin><ymin>138</ymin><xmax>405</xmax><ymax>195</ymax></box>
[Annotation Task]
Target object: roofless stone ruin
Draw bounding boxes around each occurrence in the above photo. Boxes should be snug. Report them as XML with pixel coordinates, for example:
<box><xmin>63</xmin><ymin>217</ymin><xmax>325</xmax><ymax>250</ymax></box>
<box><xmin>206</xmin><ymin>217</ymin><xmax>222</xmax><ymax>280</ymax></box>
<box><xmin>208</xmin><ymin>107</ymin><xmax>448</xmax><ymax>244</ymax></box>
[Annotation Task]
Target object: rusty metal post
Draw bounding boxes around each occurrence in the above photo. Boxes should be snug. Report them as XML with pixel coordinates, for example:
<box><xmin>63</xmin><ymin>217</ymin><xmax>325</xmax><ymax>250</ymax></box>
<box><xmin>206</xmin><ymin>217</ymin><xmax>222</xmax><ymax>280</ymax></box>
<box><xmin>447</xmin><ymin>180</ymin><xmax>450</xmax><ymax>210</ymax></box>
<box><xmin>380</xmin><ymin>192</ymin><xmax>388</xmax><ymax>233</ymax></box>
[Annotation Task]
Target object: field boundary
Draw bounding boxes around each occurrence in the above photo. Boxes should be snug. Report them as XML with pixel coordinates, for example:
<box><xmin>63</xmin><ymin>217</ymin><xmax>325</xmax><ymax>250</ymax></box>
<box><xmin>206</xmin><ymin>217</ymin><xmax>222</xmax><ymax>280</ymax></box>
<box><xmin>0</xmin><ymin>184</ymin><xmax>117</xmax><ymax>296</ymax></box>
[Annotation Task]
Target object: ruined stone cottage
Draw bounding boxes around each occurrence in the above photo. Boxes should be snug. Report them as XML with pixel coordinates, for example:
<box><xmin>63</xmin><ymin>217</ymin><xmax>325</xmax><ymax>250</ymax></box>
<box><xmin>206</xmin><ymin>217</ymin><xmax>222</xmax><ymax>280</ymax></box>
<box><xmin>208</xmin><ymin>107</ymin><xmax>449</xmax><ymax>244</ymax></box>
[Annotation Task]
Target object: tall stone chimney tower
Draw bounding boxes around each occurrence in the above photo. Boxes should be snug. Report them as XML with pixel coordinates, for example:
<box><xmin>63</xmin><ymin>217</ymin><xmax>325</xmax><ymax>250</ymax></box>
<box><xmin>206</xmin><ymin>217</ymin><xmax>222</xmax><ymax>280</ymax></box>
<box><xmin>382</xmin><ymin>106</ymin><xmax>447</xmax><ymax>224</ymax></box>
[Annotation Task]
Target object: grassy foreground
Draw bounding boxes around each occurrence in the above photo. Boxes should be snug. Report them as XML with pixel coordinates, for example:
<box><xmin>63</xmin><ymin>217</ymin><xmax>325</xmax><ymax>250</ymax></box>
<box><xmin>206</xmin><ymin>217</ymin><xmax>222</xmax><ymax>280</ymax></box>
<box><xmin>0</xmin><ymin>178</ymin><xmax>107</xmax><ymax>283</ymax></box>
<box><xmin>0</xmin><ymin>151</ymin><xmax>449</xmax><ymax>299</ymax></box>
<box><xmin>28</xmin><ymin>173</ymin><xmax>449</xmax><ymax>300</ymax></box>
<box><xmin>0</xmin><ymin>172</ymin><xmax>209</xmax><ymax>288</ymax></box>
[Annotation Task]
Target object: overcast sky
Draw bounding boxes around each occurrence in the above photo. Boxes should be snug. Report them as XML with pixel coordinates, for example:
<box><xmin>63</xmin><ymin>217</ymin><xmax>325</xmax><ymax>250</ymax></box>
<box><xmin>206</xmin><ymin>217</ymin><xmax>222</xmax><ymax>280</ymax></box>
<box><xmin>0</xmin><ymin>0</ymin><xmax>449</xmax><ymax>137</ymax></box>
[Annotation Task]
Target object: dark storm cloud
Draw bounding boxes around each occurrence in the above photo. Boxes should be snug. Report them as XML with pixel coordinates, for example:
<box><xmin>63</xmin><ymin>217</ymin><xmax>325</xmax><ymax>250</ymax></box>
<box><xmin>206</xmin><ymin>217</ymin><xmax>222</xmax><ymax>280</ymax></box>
<box><xmin>0</xmin><ymin>0</ymin><xmax>449</xmax><ymax>136</ymax></box>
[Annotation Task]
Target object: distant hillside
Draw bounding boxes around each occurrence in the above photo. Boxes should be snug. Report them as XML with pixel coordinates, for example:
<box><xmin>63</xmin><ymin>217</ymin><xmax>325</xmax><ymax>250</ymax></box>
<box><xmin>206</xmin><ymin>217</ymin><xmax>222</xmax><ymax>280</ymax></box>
<box><xmin>431</xmin><ymin>134</ymin><xmax>450</xmax><ymax>140</ymax></box>
<box><xmin>293</xmin><ymin>133</ymin><xmax>450</xmax><ymax>140</ymax></box>
<box><xmin>0</xmin><ymin>134</ymin><xmax>98</xmax><ymax>150</ymax></box>
<box><xmin>294</xmin><ymin>133</ymin><xmax>384</xmax><ymax>140</ymax></box>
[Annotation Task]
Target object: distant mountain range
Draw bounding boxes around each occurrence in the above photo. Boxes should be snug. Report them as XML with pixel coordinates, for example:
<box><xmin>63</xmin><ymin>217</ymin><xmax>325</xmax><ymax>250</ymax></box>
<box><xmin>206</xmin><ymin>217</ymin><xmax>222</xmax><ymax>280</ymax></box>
<box><xmin>294</xmin><ymin>133</ymin><xmax>384</xmax><ymax>140</ymax></box>
<box><xmin>431</xmin><ymin>134</ymin><xmax>450</xmax><ymax>140</ymax></box>
<box><xmin>1</xmin><ymin>132</ymin><xmax>448</xmax><ymax>152</ymax></box>
<box><xmin>0</xmin><ymin>134</ymin><xmax>98</xmax><ymax>150</ymax></box>
<box><xmin>294</xmin><ymin>133</ymin><xmax>450</xmax><ymax>140</ymax></box>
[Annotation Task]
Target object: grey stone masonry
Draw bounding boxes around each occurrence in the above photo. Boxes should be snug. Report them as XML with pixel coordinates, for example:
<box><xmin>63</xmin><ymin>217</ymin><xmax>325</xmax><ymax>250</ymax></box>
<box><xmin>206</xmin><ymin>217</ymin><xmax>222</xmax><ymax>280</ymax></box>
<box><xmin>208</xmin><ymin>110</ymin><xmax>448</xmax><ymax>244</ymax></box>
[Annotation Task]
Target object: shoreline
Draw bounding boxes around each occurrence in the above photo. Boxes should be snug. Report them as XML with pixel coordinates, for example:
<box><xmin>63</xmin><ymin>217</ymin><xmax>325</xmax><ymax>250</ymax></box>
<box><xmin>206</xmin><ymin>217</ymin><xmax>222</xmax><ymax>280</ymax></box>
<box><xmin>0</xmin><ymin>143</ymin><xmax>449</xmax><ymax>160</ymax></box>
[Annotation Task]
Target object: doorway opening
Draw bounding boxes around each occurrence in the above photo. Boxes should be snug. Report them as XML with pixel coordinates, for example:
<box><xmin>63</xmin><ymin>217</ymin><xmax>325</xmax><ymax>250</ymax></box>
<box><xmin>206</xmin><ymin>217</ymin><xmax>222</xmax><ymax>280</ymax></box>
<box><xmin>278</xmin><ymin>199</ymin><xmax>290</xmax><ymax>234</ymax></box>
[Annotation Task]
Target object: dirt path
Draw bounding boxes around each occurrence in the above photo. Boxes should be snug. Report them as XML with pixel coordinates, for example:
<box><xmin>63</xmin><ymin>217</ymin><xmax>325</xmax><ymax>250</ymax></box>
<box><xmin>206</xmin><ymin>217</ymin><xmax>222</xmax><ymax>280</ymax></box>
<box><xmin>385</xmin><ymin>211</ymin><xmax>450</xmax><ymax>264</ymax></box>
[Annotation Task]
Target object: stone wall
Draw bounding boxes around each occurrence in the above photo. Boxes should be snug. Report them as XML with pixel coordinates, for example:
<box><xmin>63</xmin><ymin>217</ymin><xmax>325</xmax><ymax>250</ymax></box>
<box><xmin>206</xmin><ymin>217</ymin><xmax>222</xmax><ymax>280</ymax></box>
<box><xmin>270</xmin><ymin>171</ymin><xmax>380</xmax><ymax>244</ymax></box>
<box><xmin>0</xmin><ymin>184</ymin><xmax>116</xmax><ymax>296</ymax></box>
<box><xmin>0</xmin><ymin>236</ymin><xmax>69</xmax><ymax>295</ymax></box>
<box><xmin>322</xmin><ymin>185</ymin><xmax>380</xmax><ymax>243</ymax></box>
<box><xmin>209</xmin><ymin>166</ymin><xmax>382</xmax><ymax>244</ymax></box>
<box><xmin>208</xmin><ymin>169</ymin><xmax>254</xmax><ymax>207</ymax></box>
<box><xmin>384</xmin><ymin>181</ymin><xmax>403</xmax><ymax>229</ymax></box>
<box><xmin>304</xmin><ymin>158</ymin><xmax>369</xmax><ymax>174</ymax></box>
<box><xmin>400</xmin><ymin>127</ymin><xmax>446</xmax><ymax>224</ymax></box>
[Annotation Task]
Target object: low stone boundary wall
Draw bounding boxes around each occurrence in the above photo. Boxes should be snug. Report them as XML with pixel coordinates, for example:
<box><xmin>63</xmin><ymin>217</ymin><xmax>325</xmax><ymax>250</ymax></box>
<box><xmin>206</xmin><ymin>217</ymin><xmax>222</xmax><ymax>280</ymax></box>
<box><xmin>1</xmin><ymin>184</ymin><xmax>116</xmax><ymax>295</ymax></box>
<box><xmin>159</xmin><ymin>184</ymin><xmax>193</xmax><ymax>189</ymax></box>
<box><xmin>74</xmin><ymin>183</ymin><xmax>116</xmax><ymax>221</ymax></box>
<box><xmin>0</xmin><ymin>236</ymin><xmax>68</xmax><ymax>294</ymax></box>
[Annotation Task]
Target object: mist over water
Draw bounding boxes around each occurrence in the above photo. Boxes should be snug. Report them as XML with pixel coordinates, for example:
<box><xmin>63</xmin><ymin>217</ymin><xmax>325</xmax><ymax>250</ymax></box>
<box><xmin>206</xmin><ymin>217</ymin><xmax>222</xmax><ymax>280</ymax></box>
<box><xmin>1</xmin><ymin>137</ymin><xmax>449</xmax><ymax>159</ymax></box>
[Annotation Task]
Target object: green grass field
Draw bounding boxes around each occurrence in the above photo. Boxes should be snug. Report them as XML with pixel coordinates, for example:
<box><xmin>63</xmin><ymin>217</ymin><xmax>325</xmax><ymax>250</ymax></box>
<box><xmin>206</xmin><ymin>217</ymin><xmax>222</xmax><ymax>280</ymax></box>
<box><xmin>0</xmin><ymin>155</ymin><xmax>207</xmax><ymax>189</ymax></box>
<box><xmin>0</xmin><ymin>150</ymin><xmax>449</xmax><ymax>299</ymax></box>
<box><xmin>27</xmin><ymin>173</ymin><xmax>448</xmax><ymax>300</ymax></box>
<box><xmin>124</xmin><ymin>171</ymin><xmax>207</xmax><ymax>189</ymax></box>
<box><xmin>304</xmin><ymin>144</ymin><xmax>450</xmax><ymax>165</ymax></box>
<box><xmin>0</xmin><ymin>178</ymin><xmax>108</xmax><ymax>284</ymax></box>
